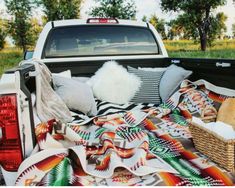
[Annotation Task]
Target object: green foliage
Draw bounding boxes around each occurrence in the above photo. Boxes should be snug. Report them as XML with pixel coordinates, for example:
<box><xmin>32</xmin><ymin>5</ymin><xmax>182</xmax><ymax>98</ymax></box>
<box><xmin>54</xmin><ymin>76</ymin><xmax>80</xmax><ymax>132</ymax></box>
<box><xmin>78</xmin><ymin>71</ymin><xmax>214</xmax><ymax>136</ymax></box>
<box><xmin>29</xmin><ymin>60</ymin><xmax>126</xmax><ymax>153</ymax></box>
<box><xmin>5</xmin><ymin>0</ymin><xmax>33</xmax><ymax>51</ymax></box>
<box><xmin>148</xmin><ymin>15</ymin><xmax>167</xmax><ymax>39</ymax></box>
<box><xmin>161</xmin><ymin>0</ymin><xmax>226</xmax><ymax>12</ymax></box>
<box><xmin>232</xmin><ymin>23</ymin><xmax>235</xmax><ymax>37</ymax></box>
<box><xmin>167</xmin><ymin>12</ymin><xmax>227</xmax><ymax>43</ymax></box>
<box><xmin>142</xmin><ymin>15</ymin><xmax>147</xmax><ymax>22</ymax></box>
<box><xmin>141</xmin><ymin>15</ymin><xmax>167</xmax><ymax>39</ymax></box>
<box><xmin>38</xmin><ymin>0</ymin><xmax>82</xmax><ymax>21</ymax></box>
<box><xmin>167</xmin><ymin>18</ymin><xmax>189</xmax><ymax>40</ymax></box>
<box><xmin>160</xmin><ymin>0</ymin><xmax>227</xmax><ymax>51</ymax></box>
<box><xmin>28</xmin><ymin>17</ymin><xmax>43</xmax><ymax>47</ymax></box>
<box><xmin>0</xmin><ymin>29</ymin><xmax>5</xmax><ymax>50</ymax></box>
<box><xmin>0</xmin><ymin>19</ymin><xmax>8</xmax><ymax>50</ymax></box>
<box><xmin>89</xmin><ymin>0</ymin><xmax>137</xmax><ymax>19</ymax></box>
<box><xmin>209</xmin><ymin>12</ymin><xmax>227</xmax><ymax>41</ymax></box>
<box><xmin>0</xmin><ymin>48</ymin><xmax>22</xmax><ymax>76</ymax></box>
<box><xmin>5</xmin><ymin>0</ymin><xmax>81</xmax><ymax>48</ymax></box>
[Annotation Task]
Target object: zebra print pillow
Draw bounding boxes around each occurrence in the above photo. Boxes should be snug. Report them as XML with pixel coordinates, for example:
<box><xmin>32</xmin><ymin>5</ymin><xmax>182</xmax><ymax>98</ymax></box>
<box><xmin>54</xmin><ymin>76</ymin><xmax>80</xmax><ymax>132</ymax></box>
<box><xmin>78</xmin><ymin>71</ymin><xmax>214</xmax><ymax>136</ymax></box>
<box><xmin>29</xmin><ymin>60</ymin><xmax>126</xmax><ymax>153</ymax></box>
<box><xmin>127</xmin><ymin>66</ymin><xmax>165</xmax><ymax>105</ymax></box>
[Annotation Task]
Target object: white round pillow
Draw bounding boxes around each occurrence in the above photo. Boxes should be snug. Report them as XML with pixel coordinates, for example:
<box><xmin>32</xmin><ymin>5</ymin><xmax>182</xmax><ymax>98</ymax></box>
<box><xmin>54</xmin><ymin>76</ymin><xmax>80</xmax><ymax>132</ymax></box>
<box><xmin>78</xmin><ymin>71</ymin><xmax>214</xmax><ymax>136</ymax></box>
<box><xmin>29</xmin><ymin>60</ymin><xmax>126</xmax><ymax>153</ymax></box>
<box><xmin>87</xmin><ymin>61</ymin><xmax>141</xmax><ymax>104</ymax></box>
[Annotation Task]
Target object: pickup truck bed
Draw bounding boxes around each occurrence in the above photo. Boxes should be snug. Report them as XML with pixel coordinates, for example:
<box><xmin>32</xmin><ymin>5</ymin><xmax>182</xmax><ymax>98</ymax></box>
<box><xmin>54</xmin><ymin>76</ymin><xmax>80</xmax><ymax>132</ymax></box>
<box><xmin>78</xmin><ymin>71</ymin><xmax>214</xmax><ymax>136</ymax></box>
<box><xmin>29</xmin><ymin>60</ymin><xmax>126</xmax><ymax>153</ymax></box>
<box><xmin>3</xmin><ymin>58</ymin><xmax>234</xmax><ymax>185</ymax></box>
<box><xmin>1</xmin><ymin>18</ymin><xmax>235</xmax><ymax>186</ymax></box>
<box><xmin>0</xmin><ymin>57</ymin><xmax>234</xmax><ymax>186</ymax></box>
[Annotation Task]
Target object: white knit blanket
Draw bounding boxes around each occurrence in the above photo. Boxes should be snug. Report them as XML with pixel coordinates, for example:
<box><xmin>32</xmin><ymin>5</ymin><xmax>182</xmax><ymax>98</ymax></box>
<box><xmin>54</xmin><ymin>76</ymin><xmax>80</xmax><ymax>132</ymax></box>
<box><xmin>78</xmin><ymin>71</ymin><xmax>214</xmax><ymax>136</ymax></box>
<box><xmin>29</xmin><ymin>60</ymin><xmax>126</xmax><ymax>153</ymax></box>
<box><xmin>22</xmin><ymin>60</ymin><xmax>72</xmax><ymax>123</ymax></box>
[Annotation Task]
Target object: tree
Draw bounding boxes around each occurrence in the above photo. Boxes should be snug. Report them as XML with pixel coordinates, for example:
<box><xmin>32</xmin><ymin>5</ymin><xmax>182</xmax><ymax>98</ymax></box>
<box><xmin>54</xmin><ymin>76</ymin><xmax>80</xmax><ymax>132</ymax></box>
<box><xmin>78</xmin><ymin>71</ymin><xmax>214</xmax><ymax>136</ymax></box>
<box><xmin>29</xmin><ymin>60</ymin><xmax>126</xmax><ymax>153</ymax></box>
<box><xmin>148</xmin><ymin>15</ymin><xmax>167</xmax><ymax>40</ymax></box>
<box><xmin>142</xmin><ymin>15</ymin><xmax>147</xmax><ymax>22</ymax></box>
<box><xmin>232</xmin><ymin>23</ymin><xmax>235</xmax><ymax>37</ymax></box>
<box><xmin>38</xmin><ymin>0</ymin><xmax>82</xmax><ymax>21</ymax></box>
<box><xmin>167</xmin><ymin>12</ymin><xmax>227</xmax><ymax>41</ymax></box>
<box><xmin>0</xmin><ymin>28</ymin><xmax>6</xmax><ymax>50</ymax></box>
<box><xmin>0</xmin><ymin>12</ymin><xmax>7</xmax><ymax>50</ymax></box>
<box><xmin>141</xmin><ymin>15</ymin><xmax>167</xmax><ymax>39</ymax></box>
<box><xmin>209</xmin><ymin>12</ymin><xmax>227</xmax><ymax>40</ymax></box>
<box><xmin>5</xmin><ymin>0</ymin><xmax>33</xmax><ymax>51</ymax></box>
<box><xmin>167</xmin><ymin>18</ymin><xmax>188</xmax><ymax>40</ymax></box>
<box><xmin>89</xmin><ymin>0</ymin><xmax>137</xmax><ymax>19</ymax></box>
<box><xmin>160</xmin><ymin>0</ymin><xmax>226</xmax><ymax>51</ymax></box>
<box><xmin>28</xmin><ymin>17</ymin><xmax>44</xmax><ymax>47</ymax></box>
<box><xmin>0</xmin><ymin>19</ymin><xmax>8</xmax><ymax>50</ymax></box>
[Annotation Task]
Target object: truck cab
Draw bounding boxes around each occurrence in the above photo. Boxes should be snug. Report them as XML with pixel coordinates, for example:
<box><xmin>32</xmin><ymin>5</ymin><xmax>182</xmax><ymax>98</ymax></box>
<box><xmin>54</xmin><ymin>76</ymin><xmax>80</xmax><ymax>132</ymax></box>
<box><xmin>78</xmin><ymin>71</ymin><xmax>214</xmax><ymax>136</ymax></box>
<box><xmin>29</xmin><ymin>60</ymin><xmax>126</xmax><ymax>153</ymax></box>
<box><xmin>33</xmin><ymin>18</ymin><xmax>168</xmax><ymax>63</ymax></box>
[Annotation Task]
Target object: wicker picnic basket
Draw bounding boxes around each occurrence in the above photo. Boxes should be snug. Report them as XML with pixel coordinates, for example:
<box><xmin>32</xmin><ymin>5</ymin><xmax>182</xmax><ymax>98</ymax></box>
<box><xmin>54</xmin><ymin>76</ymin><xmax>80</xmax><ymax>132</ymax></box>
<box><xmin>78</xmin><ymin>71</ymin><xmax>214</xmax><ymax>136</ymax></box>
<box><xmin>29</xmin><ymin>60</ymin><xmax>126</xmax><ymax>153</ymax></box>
<box><xmin>189</xmin><ymin>121</ymin><xmax>235</xmax><ymax>172</ymax></box>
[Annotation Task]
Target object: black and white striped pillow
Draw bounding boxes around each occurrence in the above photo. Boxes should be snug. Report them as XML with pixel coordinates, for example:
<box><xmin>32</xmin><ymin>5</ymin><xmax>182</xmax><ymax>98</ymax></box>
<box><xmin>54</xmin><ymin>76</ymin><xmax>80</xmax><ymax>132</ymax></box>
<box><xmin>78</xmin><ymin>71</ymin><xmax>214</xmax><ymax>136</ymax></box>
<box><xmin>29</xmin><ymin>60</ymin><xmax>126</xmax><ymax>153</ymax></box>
<box><xmin>128</xmin><ymin>66</ymin><xmax>165</xmax><ymax>104</ymax></box>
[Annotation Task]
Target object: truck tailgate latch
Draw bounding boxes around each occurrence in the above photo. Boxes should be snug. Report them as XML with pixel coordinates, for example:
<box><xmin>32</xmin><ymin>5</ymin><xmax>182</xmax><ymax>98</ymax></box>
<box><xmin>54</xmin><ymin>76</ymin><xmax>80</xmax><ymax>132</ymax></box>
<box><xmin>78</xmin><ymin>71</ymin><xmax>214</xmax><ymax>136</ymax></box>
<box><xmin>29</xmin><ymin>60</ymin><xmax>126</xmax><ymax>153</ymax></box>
<box><xmin>216</xmin><ymin>62</ymin><xmax>231</xmax><ymax>68</ymax></box>
<box><xmin>171</xmin><ymin>59</ymin><xmax>180</xmax><ymax>64</ymax></box>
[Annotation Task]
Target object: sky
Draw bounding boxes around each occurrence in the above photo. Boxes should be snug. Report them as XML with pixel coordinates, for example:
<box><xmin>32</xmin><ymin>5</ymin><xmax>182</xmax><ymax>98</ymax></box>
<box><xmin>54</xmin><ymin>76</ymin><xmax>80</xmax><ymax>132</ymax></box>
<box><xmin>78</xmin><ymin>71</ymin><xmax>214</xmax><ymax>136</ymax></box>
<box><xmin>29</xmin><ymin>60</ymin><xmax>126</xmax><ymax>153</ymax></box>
<box><xmin>0</xmin><ymin>0</ymin><xmax>235</xmax><ymax>35</ymax></box>
<box><xmin>81</xmin><ymin>0</ymin><xmax>235</xmax><ymax>35</ymax></box>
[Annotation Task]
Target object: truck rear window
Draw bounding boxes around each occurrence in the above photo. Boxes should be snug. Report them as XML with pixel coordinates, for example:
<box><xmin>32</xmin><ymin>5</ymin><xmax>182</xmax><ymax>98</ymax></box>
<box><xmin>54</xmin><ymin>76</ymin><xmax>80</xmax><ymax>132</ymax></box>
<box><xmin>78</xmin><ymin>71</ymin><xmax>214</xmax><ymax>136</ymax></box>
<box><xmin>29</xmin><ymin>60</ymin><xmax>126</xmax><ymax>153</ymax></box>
<box><xmin>43</xmin><ymin>25</ymin><xmax>159</xmax><ymax>58</ymax></box>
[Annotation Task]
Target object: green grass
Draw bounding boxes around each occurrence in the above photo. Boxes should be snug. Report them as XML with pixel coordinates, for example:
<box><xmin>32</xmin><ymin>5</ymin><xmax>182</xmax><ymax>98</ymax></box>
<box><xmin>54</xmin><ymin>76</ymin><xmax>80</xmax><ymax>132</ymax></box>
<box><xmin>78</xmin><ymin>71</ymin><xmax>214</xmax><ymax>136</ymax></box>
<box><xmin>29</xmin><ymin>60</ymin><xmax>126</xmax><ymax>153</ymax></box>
<box><xmin>168</xmin><ymin>49</ymin><xmax>235</xmax><ymax>59</ymax></box>
<box><xmin>164</xmin><ymin>39</ymin><xmax>235</xmax><ymax>51</ymax></box>
<box><xmin>164</xmin><ymin>39</ymin><xmax>235</xmax><ymax>58</ymax></box>
<box><xmin>0</xmin><ymin>48</ymin><xmax>23</xmax><ymax>76</ymax></box>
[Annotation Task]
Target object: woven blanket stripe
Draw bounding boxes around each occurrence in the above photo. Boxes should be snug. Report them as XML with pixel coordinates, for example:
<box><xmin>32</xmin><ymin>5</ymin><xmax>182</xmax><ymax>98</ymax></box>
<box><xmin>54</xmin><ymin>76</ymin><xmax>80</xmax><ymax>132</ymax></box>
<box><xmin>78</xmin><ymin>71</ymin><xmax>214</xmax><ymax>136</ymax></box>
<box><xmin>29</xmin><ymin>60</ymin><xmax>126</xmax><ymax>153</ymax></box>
<box><xmin>14</xmin><ymin>81</ymin><xmax>235</xmax><ymax>186</ymax></box>
<box><xmin>71</xmin><ymin>99</ymin><xmax>159</xmax><ymax>124</ymax></box>
<box><xmin>15</xmin><ymin>115</ymin><xmax>233</xmax><ymax>186</ymax></box>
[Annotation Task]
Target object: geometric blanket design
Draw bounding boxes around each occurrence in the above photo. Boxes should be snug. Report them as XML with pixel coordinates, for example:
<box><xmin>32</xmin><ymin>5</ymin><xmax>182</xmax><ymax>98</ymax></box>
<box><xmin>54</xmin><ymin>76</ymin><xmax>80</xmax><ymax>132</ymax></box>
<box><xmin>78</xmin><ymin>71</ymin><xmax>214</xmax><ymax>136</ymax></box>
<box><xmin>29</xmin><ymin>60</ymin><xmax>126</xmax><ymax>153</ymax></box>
<box><xmin>15</xmin><ymin>80</ymin><xmax>235</xmax><ymax>186</ymax></box>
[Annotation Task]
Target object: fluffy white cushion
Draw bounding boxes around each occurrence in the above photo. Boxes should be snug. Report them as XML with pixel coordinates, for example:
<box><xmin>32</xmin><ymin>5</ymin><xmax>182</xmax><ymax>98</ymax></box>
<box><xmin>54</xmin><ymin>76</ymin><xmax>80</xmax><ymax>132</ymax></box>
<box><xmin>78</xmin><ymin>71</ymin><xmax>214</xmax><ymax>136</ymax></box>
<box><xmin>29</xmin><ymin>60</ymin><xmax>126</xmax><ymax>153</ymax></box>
<box><xmin>53</xmin><ymin>76</ymin><xmax>97</xmax><ymax>116</ymax></box>
<box><xmin>87</xmin><ymin>61</ymin><xmax>141</xmax><ymax>104</ymax></box>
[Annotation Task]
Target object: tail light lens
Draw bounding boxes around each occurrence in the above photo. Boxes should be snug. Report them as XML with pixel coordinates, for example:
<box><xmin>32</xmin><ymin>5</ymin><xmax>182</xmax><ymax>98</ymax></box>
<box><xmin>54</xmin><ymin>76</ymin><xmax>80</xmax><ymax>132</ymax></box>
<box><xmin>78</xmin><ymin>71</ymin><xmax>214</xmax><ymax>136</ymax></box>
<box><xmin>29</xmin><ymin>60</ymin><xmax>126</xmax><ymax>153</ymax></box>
<box><xmin>0</xmin><ymin>94</ymin><xmax>23</xmax><ymax>171</ymax></box>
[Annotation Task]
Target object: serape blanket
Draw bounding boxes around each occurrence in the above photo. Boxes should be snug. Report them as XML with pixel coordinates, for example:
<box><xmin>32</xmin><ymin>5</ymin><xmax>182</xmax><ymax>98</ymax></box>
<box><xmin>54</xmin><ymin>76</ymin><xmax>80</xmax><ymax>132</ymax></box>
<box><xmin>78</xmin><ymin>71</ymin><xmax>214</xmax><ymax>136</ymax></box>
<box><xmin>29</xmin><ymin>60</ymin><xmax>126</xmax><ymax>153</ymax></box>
<box><xmin>15</xmin><ymin>79</ymin><xmax>235</xmax><ymax>186</ymax></box>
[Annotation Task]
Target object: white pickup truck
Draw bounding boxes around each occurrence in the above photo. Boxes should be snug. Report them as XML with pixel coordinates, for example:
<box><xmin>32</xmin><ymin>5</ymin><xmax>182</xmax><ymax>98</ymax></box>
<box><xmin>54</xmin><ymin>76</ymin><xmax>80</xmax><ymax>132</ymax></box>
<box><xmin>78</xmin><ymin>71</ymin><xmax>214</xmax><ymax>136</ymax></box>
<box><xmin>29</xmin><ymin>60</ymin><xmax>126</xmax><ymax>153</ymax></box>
<box><xmin>0</xmin><ymin>18</ymin><xmax>235</xmax><ymax>186</ymax></box>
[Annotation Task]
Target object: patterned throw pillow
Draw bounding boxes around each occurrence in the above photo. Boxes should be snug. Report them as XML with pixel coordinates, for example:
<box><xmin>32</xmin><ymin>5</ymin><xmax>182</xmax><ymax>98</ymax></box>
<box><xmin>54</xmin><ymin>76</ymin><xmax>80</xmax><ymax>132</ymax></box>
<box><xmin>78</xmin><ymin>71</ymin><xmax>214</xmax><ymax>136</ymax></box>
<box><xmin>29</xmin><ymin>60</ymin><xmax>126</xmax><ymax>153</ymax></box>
<box><xmin>127</xmin><ymin>66</ymin><xmax>165</xmax><ymax>104</ymax></box>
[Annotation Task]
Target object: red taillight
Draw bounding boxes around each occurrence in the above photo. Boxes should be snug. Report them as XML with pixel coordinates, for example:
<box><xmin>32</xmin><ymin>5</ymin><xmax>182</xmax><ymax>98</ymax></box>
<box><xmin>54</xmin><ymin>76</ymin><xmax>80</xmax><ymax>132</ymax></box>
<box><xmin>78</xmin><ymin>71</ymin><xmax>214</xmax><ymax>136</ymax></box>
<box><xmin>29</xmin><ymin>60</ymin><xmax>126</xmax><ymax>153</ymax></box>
<box><xmin>87</xmin><ymin>18</ymin><xmax>119</xmax><ymax>24</ymax></box>
<box><xmin>0</xmin><ymin>94</ymin><xmax>23</xmax><ymax>171</ymax></box>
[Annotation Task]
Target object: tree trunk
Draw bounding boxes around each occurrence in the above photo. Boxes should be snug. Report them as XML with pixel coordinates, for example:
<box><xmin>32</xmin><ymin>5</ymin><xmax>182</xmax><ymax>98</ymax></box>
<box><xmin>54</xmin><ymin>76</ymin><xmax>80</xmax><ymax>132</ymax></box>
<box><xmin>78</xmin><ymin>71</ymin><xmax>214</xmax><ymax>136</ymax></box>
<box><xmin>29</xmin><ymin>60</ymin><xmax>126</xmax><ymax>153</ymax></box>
<box><xmin>198</xmin><ymin>25</ymin><xmax>208</xmax><ymax>51</ymax></box>
<box><xmin>198</xmin><ymin>6</ymin><xmax>211</xmax><ymax>51</ymax></box>
<box><xmin>21</xmin><ymin>37</ymin><xmax>27</xmax><ymax>52</ymax></box>
<box><xmin>200</xmin><ymin>33</ymin><xmax>207</xmax><ymax>51</ymax></box>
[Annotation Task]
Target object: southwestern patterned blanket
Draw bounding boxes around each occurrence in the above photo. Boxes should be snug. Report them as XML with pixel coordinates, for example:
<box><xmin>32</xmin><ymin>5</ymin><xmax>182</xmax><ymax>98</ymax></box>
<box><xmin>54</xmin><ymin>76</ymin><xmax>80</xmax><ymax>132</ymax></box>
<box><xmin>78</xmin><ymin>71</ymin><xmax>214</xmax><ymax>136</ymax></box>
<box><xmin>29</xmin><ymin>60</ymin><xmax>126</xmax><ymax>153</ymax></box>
<box><xmin>15</xmin><ymin>80</ymin><xmax>235</xmax><ymax>186</ymax></box>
